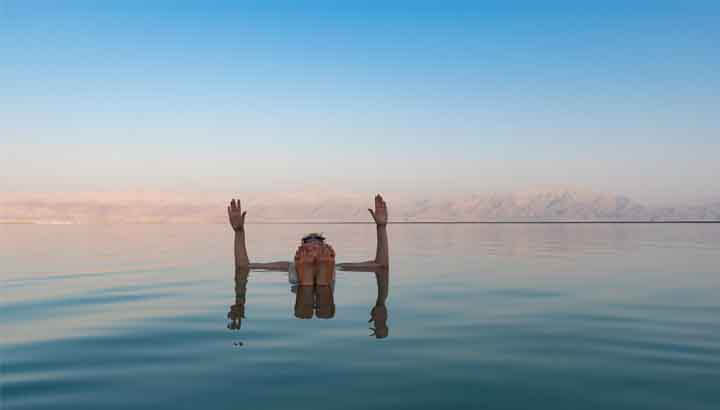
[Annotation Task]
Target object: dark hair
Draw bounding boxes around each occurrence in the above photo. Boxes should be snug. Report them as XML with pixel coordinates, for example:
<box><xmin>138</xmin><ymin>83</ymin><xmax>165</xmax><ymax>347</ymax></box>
<box><xmin>301</xmin><ymin>233</ymin><xmax>325</xmax><ymax>243</ymax></box>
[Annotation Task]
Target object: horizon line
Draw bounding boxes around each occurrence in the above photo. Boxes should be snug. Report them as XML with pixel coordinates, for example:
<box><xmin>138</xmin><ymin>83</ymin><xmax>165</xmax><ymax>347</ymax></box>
<box><xmin>2</xmin><ymin>220</ymin><xmax>719</xmax><ymax>225</ymax></box>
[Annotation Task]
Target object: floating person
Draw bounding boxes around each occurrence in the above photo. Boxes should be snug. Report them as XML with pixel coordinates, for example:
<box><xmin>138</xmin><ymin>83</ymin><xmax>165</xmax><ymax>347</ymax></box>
<box><xmin>293</xmin><ymin>232</ymin><xmax>336</xmax><ymax>286</ymax></box>
<box><xmin>228</xmin><ymin>194</ymin><xmax>389</xmax><ymax>277</ymax></box>
<box><xmin>226</xmin><ymin>194</ymin><xmax>390</xmax><ymax>334</ymax></box>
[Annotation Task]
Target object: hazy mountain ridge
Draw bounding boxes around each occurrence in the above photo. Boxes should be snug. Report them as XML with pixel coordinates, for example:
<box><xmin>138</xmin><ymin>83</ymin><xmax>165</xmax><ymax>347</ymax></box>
<box><xmin>1</xmin><ymin>190</ymin><xmax>719</xmax><ymax>223</ymax></box>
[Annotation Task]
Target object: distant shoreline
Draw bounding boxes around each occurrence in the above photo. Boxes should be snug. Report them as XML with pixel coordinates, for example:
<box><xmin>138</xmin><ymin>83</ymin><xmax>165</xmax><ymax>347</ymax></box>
<box><xmin>250</xmin><ymin>221</ymin><xmax>720</xmax><ymax>224</ymax></box>
<box><xmin>3</xmin><ymin>221</ymin><xmax>719</xmax><ymax>225</ymax></box>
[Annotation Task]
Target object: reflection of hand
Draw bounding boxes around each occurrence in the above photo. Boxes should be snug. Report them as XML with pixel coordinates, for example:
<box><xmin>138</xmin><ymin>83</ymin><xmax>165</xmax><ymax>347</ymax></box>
<box><xmin>370</xmin><ymin>304</ymin><xmax>388</xmax><ymax>322</ymax></box>
<box><xmin>228</xmin><ymin>199</ymin><xmax>247</xmax><ymax>232</ymax></box>
<box><xmin>369</xmin><ymin>304</ymin><xmax>389</xmax><ymax>339</ymax></box>
<box><xmin>368</xmin><ymin>194</ymin><xmax>388</xmax><ymax>225</ymax></box>
<box><xmin>228</xmin><ymin>305</ymin><xmax>245</xmax><ymax>329</ymax></box>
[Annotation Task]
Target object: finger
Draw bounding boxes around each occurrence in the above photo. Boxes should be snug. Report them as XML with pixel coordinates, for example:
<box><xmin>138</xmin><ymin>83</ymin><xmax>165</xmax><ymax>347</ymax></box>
<box><xmin>368</xmin><ymin>208</ymin><xmax>376</xmax><ymax>219</ymax></box>
<box><xmin>228</xmin><ymin>205</ymin><xmax>231</xmax><ymax>217</ymax></box>
<box><xmin>241</xmin><ymin>211</ymin><xmax>247</xmax><ymax>221</ymax></box>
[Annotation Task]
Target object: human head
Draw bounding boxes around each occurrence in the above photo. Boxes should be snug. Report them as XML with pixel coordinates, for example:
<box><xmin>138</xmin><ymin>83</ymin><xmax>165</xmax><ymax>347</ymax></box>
<box><xmin>301</xmin><ymin>233</ymin><xmax>325</xmax><ymax>244</ymax></box>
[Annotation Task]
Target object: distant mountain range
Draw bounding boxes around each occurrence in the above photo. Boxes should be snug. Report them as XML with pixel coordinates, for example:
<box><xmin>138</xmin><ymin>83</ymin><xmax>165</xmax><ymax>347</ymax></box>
<box><xmin>1</xmin><ymin>189</ymin><xmax>719</xmax><ymax>224</ymax></box>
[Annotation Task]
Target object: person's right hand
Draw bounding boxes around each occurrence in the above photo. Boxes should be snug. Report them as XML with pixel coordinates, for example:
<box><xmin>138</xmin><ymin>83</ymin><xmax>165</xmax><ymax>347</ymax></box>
<box><xmin>228</xmin><ymin>199</ymin><xmax>247</xmax><ymax>232</ymax></box>
<box><xmin>368</xmin><ymin>194</ymin><xmax>388</xmax><ymax>225</ymax></box>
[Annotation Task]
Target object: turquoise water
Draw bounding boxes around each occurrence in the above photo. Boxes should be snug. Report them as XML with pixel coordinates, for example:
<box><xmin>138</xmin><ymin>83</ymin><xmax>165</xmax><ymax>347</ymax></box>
<box><xmin>2</xmin><ymin>224</ymin><xmax>719</xmax><ymax>409</ymax></box>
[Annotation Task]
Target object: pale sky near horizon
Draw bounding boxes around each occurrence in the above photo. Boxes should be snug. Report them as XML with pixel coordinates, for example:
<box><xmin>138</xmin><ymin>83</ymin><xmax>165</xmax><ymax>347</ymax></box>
<box><xmin>2</xmin><ymin>1</ymin><xmax>719</xmax><ymax>204</ymax></box>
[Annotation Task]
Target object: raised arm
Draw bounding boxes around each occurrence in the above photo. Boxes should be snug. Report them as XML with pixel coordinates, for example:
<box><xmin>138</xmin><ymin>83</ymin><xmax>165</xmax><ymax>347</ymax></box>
<box><xmin>369</xmin><ymin>194</ymin><xmax>389</xmax><ymax>267</ymax></box>
<box><xmin>229</xmin><ymin>198</ymin><xmax>291</xmax><ymax>271</ymax></box>
<box><xmin>338</xmin><ymin>194</ymin><xmax>389</xmax><ymax>271</ymax></box>
<box><xmin>229</xmin><ymin>199</ymin><xmax>249</xmax><ymax>268</ymax></box>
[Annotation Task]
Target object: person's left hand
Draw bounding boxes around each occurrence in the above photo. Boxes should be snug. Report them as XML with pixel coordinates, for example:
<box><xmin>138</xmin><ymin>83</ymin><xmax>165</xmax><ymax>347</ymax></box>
<box><xmin>228</xmin><ymin>199</ymin><xmax>247</xmax><ymax>232</ymax></box>
<box><xmin>368</xmin><ymin>194</ymin><xmax>388</xmax><ymax>225</ymax></box>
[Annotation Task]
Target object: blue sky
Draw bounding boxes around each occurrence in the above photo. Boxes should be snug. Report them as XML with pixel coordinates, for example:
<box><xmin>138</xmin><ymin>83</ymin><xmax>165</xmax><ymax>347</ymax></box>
<box><xmin>2</xmin><ymin>1</ymin><xmax>719</xmax><ymax>202</ymax></box>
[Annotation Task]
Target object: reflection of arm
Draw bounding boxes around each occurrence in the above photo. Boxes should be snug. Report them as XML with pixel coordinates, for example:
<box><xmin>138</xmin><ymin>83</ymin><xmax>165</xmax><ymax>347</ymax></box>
<box><xmin>228</xmin><ymin>266</ymin><xmax>249</xmax><ymax>330</ymax></box>
<box><xmin>370</xmin><ymin>268</ymin><xmax>389</xmax><ymax>338</ymax></box>
<box><xmin>235</xmin><ymin>267</ymin><xmax>249</xmax><ymax>303</ymax></box>
<box><xmin>374</xmin><ymin>269</ymin><xmax>389</xmax><ymax>305</ymax></box>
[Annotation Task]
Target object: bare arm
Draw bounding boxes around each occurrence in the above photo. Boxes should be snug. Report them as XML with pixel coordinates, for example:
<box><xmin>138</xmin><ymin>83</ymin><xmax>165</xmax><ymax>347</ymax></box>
<box><xmin>229</xmin><ymin>199</ymin><xmax>250</xmax><ymax>268</ymax></box>
<box><xmin>229</xmin><ymin>199</ymin><xmax>291</xmax><ymax>270</ymax></box>
<box><xmin>337</xmin><ymin>194</ymin><xmax>389</xmax><ymax>271</ymax></box>
<box><xmin>249</xmin><ymin>261</ymin><xmax>291</xmax><ymax>271</ymax></box>
<box><xmin>370</xmin><ymin>194</ymin><xmax>389</xmax><ymax>266</ymax></box>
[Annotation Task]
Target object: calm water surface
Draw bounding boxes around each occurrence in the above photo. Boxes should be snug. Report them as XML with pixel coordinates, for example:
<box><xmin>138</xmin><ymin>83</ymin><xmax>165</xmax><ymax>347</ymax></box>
<box><xmin>1</xmin><ymin>224</ymin><xmax>719</xmax><ymax>409</ymax></box>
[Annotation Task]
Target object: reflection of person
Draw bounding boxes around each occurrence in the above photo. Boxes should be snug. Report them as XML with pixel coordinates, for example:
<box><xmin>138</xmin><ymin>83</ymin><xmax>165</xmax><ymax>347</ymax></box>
<box><xmin>294</xmin><ymin>286</ymin><xmax>314</xmax><ymax>319</ymax></box>
<box><xmin>228</xmin><ymin>264</ymin><xmax>389</xmax><ymax>336</ymax></box>
<box><xmin>315</xmin><ymin>285</ymin><xmax>335</xmax><ymax>319</ymax></box>
<box><xmin>293</xmin><ymin>285</ymin><xmax>336</xmax><ymax>319</ymax></box>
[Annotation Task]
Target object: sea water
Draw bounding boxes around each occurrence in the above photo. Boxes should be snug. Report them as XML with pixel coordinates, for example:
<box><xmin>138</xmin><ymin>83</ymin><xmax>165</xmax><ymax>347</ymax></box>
<box><xmin>2</xmin><ymin>223</ymin><xmax>719</xmax><ymax>409</ymax></box>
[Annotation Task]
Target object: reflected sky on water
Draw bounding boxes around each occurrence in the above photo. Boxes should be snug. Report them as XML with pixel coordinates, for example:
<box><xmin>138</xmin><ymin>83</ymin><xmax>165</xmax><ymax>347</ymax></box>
<box><xmin>2</xmin><ymin>224</ymin><xmax>719</xmax><ymax>409</ymax></box>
